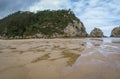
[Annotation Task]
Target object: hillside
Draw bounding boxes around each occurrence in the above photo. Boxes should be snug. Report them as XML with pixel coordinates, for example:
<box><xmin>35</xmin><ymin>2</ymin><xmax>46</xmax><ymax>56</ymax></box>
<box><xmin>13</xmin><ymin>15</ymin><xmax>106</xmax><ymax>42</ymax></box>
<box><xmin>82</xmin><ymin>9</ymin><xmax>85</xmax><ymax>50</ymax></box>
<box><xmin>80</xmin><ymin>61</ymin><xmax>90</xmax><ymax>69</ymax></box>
<box><xmin>0</xmin><ymin>9</ymin><xmax>87</xmax><ymax>39</ymax></box>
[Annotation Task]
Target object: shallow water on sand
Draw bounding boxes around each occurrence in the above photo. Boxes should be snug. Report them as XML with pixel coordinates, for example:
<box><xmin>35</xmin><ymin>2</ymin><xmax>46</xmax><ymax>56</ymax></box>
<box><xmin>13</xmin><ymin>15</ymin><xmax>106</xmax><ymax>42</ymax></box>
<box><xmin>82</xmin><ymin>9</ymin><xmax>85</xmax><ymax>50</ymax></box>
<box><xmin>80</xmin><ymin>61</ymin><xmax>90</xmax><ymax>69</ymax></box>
<box><xmin>0</xmin><ymin>38</ymin><xmax>120</xmax><ymax>79</ymax></box>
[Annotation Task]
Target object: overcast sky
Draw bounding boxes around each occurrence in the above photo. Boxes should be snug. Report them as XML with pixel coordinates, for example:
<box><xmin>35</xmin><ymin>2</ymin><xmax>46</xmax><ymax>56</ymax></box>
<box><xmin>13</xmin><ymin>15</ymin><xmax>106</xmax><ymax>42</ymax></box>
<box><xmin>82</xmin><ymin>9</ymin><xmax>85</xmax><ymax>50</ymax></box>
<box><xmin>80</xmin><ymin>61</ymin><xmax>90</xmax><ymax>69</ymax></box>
<box><xmin>0</xmin><ymin>0</ymin><xmax>120</xmax><ymax>36</ymax></box>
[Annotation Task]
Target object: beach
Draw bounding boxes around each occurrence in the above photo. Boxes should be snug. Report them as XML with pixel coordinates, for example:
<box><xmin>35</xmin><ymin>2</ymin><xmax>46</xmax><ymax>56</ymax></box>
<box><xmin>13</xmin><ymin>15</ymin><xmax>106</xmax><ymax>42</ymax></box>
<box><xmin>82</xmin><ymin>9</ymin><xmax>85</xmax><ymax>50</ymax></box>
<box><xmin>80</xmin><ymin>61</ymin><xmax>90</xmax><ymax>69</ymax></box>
<box><xmin>0</xmin><ymin>38</ymin><xmax>120</xmax><ymax>79</ymax></box>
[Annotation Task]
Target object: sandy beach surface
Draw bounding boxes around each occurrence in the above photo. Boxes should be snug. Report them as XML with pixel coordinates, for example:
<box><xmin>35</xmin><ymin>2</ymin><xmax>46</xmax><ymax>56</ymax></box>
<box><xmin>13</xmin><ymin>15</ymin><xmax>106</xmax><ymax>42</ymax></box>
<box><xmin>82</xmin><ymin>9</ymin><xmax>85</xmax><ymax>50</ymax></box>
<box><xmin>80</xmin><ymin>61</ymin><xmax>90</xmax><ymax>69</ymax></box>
<box><xmin>0</xmin><ymin>38</ymin><xmax>120</xmax><ymax>79</ymax></box>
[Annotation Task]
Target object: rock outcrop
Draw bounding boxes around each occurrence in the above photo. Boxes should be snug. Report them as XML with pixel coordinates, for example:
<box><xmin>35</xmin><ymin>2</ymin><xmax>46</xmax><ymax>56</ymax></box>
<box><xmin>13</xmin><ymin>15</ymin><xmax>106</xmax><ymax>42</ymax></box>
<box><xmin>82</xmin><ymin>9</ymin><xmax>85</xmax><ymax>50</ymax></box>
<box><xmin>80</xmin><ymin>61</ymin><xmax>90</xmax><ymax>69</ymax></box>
<box><xmin>90</xmin><ymin>28</ymin><xmax>104</xmax><ymax>37</ymax></box>
<box><xmin>64</xmin><ymin>20</ymin><xmax>87</xmax><ymax>37</ymax></box>
<box><xmin>111</xmin><ymin>26</ymin><xmax>120</xmax><ymax>37</ymax></box>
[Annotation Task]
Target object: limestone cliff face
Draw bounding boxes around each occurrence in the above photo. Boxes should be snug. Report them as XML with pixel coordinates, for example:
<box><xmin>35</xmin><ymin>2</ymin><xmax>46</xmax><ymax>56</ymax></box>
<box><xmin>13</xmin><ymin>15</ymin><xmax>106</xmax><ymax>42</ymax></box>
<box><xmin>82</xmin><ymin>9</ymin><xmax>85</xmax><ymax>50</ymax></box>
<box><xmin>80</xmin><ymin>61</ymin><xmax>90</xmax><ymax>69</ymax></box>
<box><xmin>111</xmin><ymin>26</ymin><xmax>120</xmax><ymax>37</ymax></box>
<box><xmin>90</xmin><ymin>28</ymin><xmax>104</xmax><ymax>37</ymax></box>
<box><xmin>64</xmin><ymin>20</ymin><xmax>87</xmax><ymax>37</ymax></box>
<box><xmin>34</xmin><ymin>20</ymin><xmax>88</xmax><ymax>38</ymax></box>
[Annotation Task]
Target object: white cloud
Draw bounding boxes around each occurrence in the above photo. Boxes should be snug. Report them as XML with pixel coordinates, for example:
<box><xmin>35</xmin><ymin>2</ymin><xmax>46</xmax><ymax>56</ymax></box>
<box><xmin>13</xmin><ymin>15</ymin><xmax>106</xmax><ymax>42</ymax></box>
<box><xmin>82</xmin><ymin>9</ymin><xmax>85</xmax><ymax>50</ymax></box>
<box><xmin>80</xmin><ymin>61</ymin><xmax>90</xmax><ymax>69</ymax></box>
<box><xmin>29</xmin><ymin>0</ymin><xmax>71</xmax><ymax>12</ymax></box>
<box><xmin>71</xmin><ymin>0</ymin><xmax>120</xmax><ymax>36</ymax></box>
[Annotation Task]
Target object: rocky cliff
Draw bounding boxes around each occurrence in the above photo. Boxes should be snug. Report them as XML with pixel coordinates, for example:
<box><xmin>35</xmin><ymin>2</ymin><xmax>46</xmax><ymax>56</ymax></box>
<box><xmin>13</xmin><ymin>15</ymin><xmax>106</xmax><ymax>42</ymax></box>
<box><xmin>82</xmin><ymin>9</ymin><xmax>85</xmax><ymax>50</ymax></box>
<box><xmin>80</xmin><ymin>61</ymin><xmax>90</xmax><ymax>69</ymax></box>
<box><xmin>111</xmin><ymin>26</ymin><xmax>120</xmax><ymax>37</ymax></box>
<box><xmin>90</xmin><ymin>28</ymin><xmax>104</xmax><ymax>37</ymax></box>
<box><xmin>0</xmin><ymin>9</ymin><xmax>87</xmax><ymax>39</ymax></box>
<box><xmin>64</xmin><ymin>20</ymin><xmax>87</xmax><ymax>37</ymax></box>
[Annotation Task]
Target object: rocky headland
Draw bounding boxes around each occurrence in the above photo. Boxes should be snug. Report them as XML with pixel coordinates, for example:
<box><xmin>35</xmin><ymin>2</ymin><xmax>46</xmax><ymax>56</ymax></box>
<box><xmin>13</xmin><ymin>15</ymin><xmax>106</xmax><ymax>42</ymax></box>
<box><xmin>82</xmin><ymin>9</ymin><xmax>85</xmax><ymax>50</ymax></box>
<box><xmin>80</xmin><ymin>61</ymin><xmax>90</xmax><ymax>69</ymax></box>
<box><xmin>0</xmin><ymin>9</ymin><xmax>87</xmax><ymax>39</ymax></box>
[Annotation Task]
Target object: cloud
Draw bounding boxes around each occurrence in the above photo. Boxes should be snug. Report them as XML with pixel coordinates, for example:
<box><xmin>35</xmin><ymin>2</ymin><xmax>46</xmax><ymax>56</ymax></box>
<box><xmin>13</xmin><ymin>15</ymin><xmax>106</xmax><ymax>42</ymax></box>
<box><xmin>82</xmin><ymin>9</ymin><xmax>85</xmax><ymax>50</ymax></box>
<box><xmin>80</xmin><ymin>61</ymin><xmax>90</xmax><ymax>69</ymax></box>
<box><xmin>71</xmin><ymin>0</ymin><xmax>120</xmax><ymax>36</ymax></box>
<box><xmin>0</xmin><ymin>0</ymin><xmax>120</xmax><ymax>36</ymax></box>
<box><xmin>29</xmin><ymin>0</ymin><xmax>72</xmax><ymax>12</ymax></box>
<box><xmin>0</xmin><ymin>0</ymin><xmax>38</xmax><ymax>18</ymax></box>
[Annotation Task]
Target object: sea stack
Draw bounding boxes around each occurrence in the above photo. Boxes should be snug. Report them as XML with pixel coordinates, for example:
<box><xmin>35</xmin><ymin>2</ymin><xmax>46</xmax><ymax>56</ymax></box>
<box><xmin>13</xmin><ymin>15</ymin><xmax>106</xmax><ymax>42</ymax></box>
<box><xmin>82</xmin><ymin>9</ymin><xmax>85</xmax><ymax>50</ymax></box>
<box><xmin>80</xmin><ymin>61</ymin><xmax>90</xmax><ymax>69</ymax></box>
<box><xmin>90</xmin><ymin>28</ymin><xmax>104</xmax><ymax>37</ymax></box>
<box><xmin>111</xmin><ymin>26</ymin><xmax>120</xmax><ymax>37</ymax></box>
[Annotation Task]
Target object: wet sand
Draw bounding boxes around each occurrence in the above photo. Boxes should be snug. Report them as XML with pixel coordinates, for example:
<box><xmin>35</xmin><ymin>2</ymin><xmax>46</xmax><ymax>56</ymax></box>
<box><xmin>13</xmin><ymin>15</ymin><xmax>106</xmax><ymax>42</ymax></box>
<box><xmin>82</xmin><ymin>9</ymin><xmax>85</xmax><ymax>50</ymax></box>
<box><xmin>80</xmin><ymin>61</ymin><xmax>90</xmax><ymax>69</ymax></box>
<box><xmin>0</xmin><ymin>38</ymin><xmax>120</xmax><ymax>79</ymax></box>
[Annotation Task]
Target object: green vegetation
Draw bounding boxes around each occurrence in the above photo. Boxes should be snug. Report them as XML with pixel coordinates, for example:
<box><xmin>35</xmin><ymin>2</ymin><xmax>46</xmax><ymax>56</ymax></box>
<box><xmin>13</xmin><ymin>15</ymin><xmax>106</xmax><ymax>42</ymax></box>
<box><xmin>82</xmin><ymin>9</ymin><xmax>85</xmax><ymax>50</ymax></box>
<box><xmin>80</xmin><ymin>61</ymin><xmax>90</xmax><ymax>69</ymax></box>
<box><xmin>0</xmin><ymin>9</ymin><xmax>80</xmax><ymax>38</ymax></box>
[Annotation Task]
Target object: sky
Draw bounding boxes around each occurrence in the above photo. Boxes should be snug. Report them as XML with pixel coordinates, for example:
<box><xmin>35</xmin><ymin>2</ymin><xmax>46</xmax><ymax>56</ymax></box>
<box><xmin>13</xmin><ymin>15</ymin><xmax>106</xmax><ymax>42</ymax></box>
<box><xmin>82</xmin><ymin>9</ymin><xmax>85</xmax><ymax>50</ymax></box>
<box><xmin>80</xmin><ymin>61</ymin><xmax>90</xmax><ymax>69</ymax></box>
<box><xmin>0</xmin><ymin>0</ymin><xmax>120</xmax><ymax>36</ymax></box>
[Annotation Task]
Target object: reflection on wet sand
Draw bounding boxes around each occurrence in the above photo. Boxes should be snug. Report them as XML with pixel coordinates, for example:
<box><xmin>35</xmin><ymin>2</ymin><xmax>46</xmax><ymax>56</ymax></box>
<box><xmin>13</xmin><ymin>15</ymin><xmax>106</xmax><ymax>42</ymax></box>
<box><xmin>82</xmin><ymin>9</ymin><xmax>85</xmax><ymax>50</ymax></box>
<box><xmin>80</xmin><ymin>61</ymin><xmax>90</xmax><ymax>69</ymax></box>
<box><xmin>62</xmin><ymin>50</ymin><xmax>80</xmax><ymax>66</ymax></box>
<box><xmin>0</xmin><ymin>38</ymin><xmax>120</xmax><ymax>79</ymax></box>
<box><xmin>31</xmin><ymin>53</ymin><xmax>50</xmax><ymax>63</ymax></box>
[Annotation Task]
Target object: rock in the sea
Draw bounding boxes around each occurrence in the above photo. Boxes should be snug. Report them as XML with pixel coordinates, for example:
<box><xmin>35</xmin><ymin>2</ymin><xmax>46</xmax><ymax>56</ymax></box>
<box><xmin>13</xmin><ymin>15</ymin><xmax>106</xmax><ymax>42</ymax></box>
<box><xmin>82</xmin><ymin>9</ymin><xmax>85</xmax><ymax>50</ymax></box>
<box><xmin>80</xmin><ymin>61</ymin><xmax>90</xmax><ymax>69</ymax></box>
<box><xmin>90</xmin><ymin>28</ymin><xmax>104</xmax><ymax>37</ymax></box>
<box><xmin>64</xmin><ymin>20</ymin><xmax>87</xmax><ymax>37</ymax></box>
<box><xmin>111</xmin><ymin>26</ymin><xmax>120</xmax><ymax>37</ymax></box>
